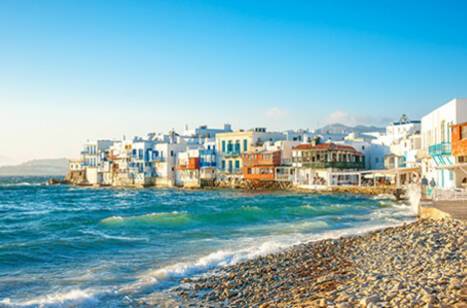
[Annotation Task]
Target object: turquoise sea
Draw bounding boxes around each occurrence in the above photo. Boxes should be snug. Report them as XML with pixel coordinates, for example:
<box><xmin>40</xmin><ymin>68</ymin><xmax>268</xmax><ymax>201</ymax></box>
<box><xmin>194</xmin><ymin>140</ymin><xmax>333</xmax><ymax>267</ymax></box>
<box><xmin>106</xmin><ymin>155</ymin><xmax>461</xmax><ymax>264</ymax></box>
<box><xmin>0</xmin><ymin>176</ymin><xmax>415</xmax><ymax>307</ymax></box>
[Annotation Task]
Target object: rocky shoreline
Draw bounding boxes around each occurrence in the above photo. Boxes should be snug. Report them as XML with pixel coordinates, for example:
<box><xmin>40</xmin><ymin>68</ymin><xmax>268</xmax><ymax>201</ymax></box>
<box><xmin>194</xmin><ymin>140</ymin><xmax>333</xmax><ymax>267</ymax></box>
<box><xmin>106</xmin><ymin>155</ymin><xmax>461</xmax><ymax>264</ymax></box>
<box><xmin>174</xmin><ymin>219</ymin><xmax>465</xmax><ymax>307</ymax></box>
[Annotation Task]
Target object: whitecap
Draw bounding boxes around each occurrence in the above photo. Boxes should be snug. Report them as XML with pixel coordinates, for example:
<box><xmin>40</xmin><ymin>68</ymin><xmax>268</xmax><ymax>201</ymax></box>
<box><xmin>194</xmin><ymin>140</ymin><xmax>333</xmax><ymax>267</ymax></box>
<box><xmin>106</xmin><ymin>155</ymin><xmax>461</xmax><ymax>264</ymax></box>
<box><xmin>1</xmin><ymin>288</ymin><xmax>99</xmax><ymax>307</ymax></box>
<box><xmin>100</xmin><ymin>211</ymin><xmax>190</xmax><ymax>225</ymax></box>
<box><xmin>80</xmin><ymin>229</ymin><xmax>148</xmax><ymax>242</ymax></box>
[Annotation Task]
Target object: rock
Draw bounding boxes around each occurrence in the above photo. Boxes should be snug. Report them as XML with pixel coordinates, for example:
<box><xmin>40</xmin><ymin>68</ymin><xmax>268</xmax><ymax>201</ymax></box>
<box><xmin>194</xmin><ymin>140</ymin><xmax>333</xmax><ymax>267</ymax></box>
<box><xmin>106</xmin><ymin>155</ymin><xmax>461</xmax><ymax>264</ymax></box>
<box><xmin>175</xmin><ymin>219</ymin><xmax>466</xmax><ymax>307</ymax></box>
<box><xmin>360</xmin><ymin>294</ymin><xmax>380</xmax><ymax>306</ymax></box>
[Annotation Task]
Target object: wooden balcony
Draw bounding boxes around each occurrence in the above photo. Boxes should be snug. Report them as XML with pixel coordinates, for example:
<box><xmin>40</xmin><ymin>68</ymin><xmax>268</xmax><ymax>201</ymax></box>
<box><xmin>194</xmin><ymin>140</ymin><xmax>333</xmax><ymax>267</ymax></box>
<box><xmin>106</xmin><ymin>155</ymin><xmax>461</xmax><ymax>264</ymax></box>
<box><xmin>242</xmin><ymin>151</ymin><xmax>281</xmax><ymax>168</ymax></box>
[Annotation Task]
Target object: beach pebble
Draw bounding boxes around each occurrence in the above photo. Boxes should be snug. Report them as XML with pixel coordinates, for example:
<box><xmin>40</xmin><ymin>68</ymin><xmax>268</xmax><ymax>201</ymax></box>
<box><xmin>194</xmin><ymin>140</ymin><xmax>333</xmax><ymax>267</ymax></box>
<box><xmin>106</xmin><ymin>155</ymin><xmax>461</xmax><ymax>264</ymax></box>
<box><xmin>174</xmin><ymin>219</ymin><xmax>466</xmax><ymax>307</ymax></box>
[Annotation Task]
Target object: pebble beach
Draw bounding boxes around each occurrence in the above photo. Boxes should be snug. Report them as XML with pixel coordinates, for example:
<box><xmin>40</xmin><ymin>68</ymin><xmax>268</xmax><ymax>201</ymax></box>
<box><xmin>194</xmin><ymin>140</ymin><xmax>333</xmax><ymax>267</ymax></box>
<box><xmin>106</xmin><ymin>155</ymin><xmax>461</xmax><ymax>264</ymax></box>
<box><xmin>176</xmin><ymin>218</ymin><xmax>466</xmax><ymax>307</ymax></box>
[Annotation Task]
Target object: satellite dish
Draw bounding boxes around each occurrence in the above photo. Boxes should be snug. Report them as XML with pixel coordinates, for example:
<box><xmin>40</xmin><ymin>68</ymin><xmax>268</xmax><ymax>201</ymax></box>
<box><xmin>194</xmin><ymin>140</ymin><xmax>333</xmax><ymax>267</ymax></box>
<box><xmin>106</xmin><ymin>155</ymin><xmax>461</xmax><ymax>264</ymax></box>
<box><xmin>400</xmin><ymin>114</ymin><xmax>409</xmax><ymax>124</ymax></box>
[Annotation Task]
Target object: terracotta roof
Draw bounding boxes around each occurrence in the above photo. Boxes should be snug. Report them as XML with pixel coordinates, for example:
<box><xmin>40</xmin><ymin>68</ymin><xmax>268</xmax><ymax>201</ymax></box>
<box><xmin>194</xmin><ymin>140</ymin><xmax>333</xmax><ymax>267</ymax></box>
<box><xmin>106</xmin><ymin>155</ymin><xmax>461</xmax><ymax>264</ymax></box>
<box><xmin>292</xmin><ymin>143</ymin><xmax>362</xmax><ymax>154</ymax></box>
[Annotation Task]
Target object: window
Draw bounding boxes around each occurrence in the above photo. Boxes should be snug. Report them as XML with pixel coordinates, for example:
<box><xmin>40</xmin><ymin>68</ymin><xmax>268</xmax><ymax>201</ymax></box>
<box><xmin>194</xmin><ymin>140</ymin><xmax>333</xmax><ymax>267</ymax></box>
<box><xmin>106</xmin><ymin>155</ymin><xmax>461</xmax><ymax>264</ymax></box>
<box><xmin>222</xmin><ymin>141</ymin><xmax>226</xmax><ymax>152</ymax></box>
<box><xmin>440</xmin><ymin>120</ymin><xmax>446</xmax><ymax>143</ymax></box>
<box><xmin>170</xmin><ymin>150</ymin><xmax>174</xmax><ymax>157</ymax></box>
<box><xmin>462</xmin><ymin>125</ymin><xmax>467</xmax><ymax>140</ymax></box>
<box><xmin>243</xmin><ymin>139</ymin><xmax>248</xmax><ymax>151</ymax></box>
<box><xmin>222</xmin><ymin>160</ymin><xmax>226</xmax><ymax>170</ymax></box>
<box><xmin>235</xmin><ymin>141</ymin><xmax>241</xmax><ymax>153</ymax></box>
<box><xmin>235</xmin><ymin>160</ymin><xmax>240</xmax><ymax>169</ymax></box>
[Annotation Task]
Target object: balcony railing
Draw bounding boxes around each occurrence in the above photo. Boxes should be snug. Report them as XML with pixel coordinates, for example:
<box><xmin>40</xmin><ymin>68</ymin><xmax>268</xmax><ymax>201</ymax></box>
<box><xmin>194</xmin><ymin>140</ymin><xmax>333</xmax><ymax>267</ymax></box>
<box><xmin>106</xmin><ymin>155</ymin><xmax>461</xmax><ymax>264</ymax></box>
<box><xmin>301</xmin><ymin>161</ymin><xmax>364</xmax><ymax>169</ymax></box>
<box><xmin>200</xmin><ymin>161</ymin><xmax>216</xmax><ymax>168</ymax></box>
<box><xmin>223</xmin><ymin>151</ymin><xmax>241</xmax><ymax>158</ymax></box>
<box><xmin>433</xmin><ymin>188</ymin><xmax>467</xmax><ymax>201</ymax></box>
<box><xmin>428</xmin><ymin>142</ymin><xmax>451</xmax><ymax>156</ymax></box>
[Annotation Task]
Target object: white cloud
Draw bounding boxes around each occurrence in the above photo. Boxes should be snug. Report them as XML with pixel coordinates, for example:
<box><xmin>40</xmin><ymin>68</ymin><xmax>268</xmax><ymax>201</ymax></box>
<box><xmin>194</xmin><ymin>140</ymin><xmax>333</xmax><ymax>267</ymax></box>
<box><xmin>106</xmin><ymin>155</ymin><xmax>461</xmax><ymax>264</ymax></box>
<box><xmin>265</xmin><ymin>107</ymin><xmax>288</xmax><ymax>119</ymax></box>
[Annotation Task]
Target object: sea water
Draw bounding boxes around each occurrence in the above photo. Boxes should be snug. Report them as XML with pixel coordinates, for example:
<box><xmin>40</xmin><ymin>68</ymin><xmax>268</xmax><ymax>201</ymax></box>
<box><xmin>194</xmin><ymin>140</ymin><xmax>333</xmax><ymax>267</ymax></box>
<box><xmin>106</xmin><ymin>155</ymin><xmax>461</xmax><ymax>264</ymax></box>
<box><xmin>0</xmin><ymin>176</ymin><xmax>415</xmax><ymax>307</ymax></box>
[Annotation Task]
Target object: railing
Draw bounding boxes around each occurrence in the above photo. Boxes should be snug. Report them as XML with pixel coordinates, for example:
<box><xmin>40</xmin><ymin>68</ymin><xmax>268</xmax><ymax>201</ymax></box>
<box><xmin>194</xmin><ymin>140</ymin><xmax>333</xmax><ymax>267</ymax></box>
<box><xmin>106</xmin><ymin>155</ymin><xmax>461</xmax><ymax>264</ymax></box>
<box><xmin>152</xmin><ymin>157</ymin><xmax>166</xmax><ymax>162</ymax></box>
<box><xmin>428</xmin><ymin>142</ymin><xmax>451</xmax><ymax>156</ymax></box>
<box><xmin>223</xmin><ymin>151</ymin><xmax>241</xmax><ymax>157</ymax></box>
<box><xmin>432</xmin><ymin>188</ymin><xmax>467</xmax><ymax>201</ymax></box>
<box><xmin>200</xmin><ymin>162</ymin><xmax>216</xmax><ymax>168</ymax></box>
<box><xmin>242</xmin><ymin>159</ymin><xmax>276</xmax><ymax>167</ymax></box>
<box><xmin>301</xmin><ymin>161</ymin><xmax>364</xmax><ymax>169</ymax></box>
<box><xmin>275</xmin><ymin>174</ymin><xmax>293</xmax><ymax>182</ymax></box>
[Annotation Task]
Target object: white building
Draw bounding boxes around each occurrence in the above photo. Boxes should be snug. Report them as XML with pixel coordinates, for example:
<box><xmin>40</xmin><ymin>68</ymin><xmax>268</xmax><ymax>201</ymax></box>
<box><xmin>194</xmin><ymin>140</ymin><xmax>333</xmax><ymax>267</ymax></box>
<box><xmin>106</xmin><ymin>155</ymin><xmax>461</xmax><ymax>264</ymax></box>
<box><xmin>182</xmin><ymin>124</ymin><xmax>232</xmax><ymax>144</ymax></box>
<box><xmin>80</xmin><ymin>139</ymin><xmax>114</xmax><ymax>185</ymax></box>
<box><xmin>421</xmin><ymin>98</ymin><xmax>467</xmax><ymax>190</ymax></box>
<box><xmin>374</xmin><ymin>119</ymin><xmax>421</xmax><ymax>147</ymax></box>
<box><xmin>339</xmin><ymin>140</ymin><xmax>388</xmax><ymax>170</ymax></box>
<box><xmin>175</xmin><ymin>148</ymin><xmax>202</xmax><ymax>188</ymax></box>
<box><xmin>153</xmin><ymin>142</ymin><xmax>187</xmax><ymax>187</ymax></box>
<box><xmin>81</xmin><ymin>140</ymin><xmax>114</xmax><ymax>168</ymax></box>
<box><xmin>282</xmin><ymin>129</ymin><xmax>315</xmax><ymax>143</ymax></box>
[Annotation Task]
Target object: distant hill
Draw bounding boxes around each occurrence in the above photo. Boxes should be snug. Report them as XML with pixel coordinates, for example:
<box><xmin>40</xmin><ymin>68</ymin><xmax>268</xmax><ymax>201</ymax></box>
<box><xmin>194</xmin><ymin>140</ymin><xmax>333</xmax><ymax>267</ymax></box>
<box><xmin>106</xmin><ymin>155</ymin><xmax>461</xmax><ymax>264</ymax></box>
<box><xmin>0</xmin><ymin>158</ymin><xmax>68</xmax><ymax>176</ymax></box>
<box><xmin>316</xmin><ymin>123</ymin><xmax>385</xmax><ymax>135</ymax></box>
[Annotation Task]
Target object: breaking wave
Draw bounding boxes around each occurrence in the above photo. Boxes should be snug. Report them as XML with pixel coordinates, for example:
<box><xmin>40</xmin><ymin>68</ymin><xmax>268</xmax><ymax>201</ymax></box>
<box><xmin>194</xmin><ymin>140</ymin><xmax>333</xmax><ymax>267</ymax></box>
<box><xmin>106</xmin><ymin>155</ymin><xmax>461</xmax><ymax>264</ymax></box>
<box><xmin>100</xmin><ymin>211</ymin><xmax>191</xmax><ymax>226</ymax></box>
<box><xmin>122</xmin><ymin>216</ymin><xmax>412</xmax><ymax>294</ymax></box>
<box><xmin>0</xmin><ymin>288</ymin><xmax>99</xmax><ymax>307</ymax></box>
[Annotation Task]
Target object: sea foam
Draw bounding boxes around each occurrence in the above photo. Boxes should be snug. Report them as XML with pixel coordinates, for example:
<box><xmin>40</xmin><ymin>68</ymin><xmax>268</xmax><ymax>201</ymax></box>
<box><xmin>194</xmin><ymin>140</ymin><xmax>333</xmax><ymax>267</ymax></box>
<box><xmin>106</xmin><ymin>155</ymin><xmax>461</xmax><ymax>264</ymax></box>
<box><xmin>0</xmin><ymin>288</ymin><xmax>99</xmax><ymax>307</ymax></box>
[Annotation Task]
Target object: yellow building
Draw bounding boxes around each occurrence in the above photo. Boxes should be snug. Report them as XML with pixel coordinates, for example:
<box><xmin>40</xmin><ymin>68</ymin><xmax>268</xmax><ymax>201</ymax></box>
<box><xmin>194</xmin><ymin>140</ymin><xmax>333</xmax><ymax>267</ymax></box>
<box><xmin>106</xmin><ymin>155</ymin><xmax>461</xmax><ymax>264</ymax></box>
<box><xmin>216</xmin><ymin>128</ymin><xmax>285</xmax><ymax>174</ymax></box>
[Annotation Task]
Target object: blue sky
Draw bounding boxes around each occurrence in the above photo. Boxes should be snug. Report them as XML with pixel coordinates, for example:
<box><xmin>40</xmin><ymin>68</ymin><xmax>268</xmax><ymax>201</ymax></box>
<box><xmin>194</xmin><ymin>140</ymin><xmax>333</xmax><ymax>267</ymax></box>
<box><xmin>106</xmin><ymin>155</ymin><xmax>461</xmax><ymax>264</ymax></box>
<box><xmin>1</xmin><ymin>0</ymin><xmax>467</xmax><ymax>162</ymax></box>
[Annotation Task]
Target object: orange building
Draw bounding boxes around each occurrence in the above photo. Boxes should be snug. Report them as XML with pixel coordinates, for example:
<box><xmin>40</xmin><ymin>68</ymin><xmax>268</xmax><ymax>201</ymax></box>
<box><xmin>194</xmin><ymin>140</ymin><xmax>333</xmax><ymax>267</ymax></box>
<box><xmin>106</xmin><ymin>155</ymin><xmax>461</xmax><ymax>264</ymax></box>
<box><xmin>451</xmin><ymin>122</ymin><xmax>467</xmax><ymax>159</ymax></box>
<box><xmin>242</xmin><ymin>150</ymin><xmax>281</xmax><ymax>181</ymax></box>
<box><xmin>177</xmin><ymin>157</ymin><xmax>200</xmax><ymax>170</ymax></box>
<box><xmin>451</xmin><ymin>122</ymin><xmax>467</xmax><ymax>187</ymax></box>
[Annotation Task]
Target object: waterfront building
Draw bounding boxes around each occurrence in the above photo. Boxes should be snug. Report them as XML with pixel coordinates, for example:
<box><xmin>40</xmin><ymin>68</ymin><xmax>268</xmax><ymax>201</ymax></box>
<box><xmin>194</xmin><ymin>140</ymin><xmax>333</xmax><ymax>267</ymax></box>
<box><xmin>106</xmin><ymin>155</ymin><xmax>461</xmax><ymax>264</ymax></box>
<box><xmin>105</xmin><ymin>139</ymin><xmax>141</xmax><ymax>186</ymax></box>
<box><xmin>176</xmin><ymin>149</ymin><xmax>201</xmax><ymax>188</ymax></box>
<box><xmin>292</xmin><ymin>142</ymin><xmax>364</xmax><ymax>187</ymax></box>
<box><xmin>384</xmin><ymin>133</ymin><xmax>421</xmax><ymax>169</ymax></box>
<box><xmin>65</xmin><ymin>159</ymin><xmax>86</xmax><ymax>184</ymax></box>
<box><xmin>153</xmin><ymin>142</ymin><xmax>187</xmax><ymax>187</ymax></box>
<box><xmin>80</xmin><ymin>140</ymin><xmax>114</xmax><ymax>168</ymax></box>
<box><xmin>175</xmin><ymin>141</ymin><xmax>219</xmax><ymax>187</ymax></box>
<box><xmin>215</xmin><ymin>128</ymin><xmax>285</xmax><ymax>174</ymax></box>
<box><xmin>129</xmin><ymin>138</ymin><xmax>157</xmax><ymax>186</ymax></box>
<box><xmin>451</xmin><ymin>122</ymin><xmax>467</xmax><ymax>188</ymax></box>
<box><xmin>199</xmin><ymin>141</ymin><xmax>218</xmax><ymax>182</ymax></box>
<box><xmin>80</xmin><ymin>139</ymin><xmax>114</xmax><ymax>185</ymax></box>
<box><xmin>262</xmin><ymin>140</ymin><xmax>301</xmax><ymax>181</ymax></box>
<box><xmin>242</xmin><ymin>150</ymin><xmax>281</xmax><ymax>181</ymax></box>
<box><xmin>339</xmin><ymin>133</ymin><xmax>389</xmax><ymax>170</ymax></box>
<box><xmin>420</xmin><ymin>98</ymin><xmax>467</xmax><ymax>190</ymax></box>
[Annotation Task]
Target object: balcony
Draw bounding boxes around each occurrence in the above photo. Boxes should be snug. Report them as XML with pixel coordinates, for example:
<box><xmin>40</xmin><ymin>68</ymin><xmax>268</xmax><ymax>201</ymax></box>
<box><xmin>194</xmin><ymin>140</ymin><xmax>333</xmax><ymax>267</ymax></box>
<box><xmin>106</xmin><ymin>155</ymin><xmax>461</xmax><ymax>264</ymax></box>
<box><xmin>242</xmin><ymin>151</ymin><xmax>281</xmax><ymax>168</ymax></box>
<box><xmin>302</xmin><ymin>161</ymin><xmax>364</xmax><ymax>169</ymax></box>
<box><xmin>223</xmin><ymin>150</ymin><xmax>241</xmax><ymax>158</ymax></box>
<box><xmin>428</xmin><ymin>142</ymin><xmax>451</xmax><ymax>156</ymax></box>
